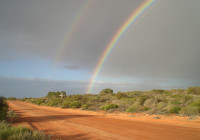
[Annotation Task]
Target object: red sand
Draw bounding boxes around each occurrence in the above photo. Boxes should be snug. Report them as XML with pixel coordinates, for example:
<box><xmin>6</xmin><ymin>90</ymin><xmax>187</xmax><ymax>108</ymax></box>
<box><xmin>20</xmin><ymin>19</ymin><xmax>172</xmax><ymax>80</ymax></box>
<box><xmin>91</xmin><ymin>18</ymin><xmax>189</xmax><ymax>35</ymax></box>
<box><xmin>7</xmin><ymin>101</ymin><xmax>200</xmax><ymax>140</ymax></box>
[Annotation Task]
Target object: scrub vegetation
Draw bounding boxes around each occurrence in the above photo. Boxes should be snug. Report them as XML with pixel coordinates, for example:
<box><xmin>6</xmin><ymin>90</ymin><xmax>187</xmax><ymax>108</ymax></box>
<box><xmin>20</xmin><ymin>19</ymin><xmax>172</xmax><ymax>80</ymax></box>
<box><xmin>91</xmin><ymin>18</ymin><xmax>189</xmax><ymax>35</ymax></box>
<box><xmin>22</xmin><ymin>87</ymin><xmax>200</xmax><ymax>116</ymax></box>
<box><xmin>0</xmin><ymin>97</ymin><xmax>8</xmax><ymax>120</ymax></box>
<box><xmin>0</xmin><ymin>96</ymin><xmax>50</xmax><ymax>140</ymax></box>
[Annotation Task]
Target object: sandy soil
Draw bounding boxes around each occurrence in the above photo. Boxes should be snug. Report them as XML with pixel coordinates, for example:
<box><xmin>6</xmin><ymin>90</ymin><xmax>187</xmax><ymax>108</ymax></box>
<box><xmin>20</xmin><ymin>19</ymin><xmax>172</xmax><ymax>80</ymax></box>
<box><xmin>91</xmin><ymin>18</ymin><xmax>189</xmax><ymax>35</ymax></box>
<box><xmin>7</xmin><ymin>101</ymin><xmax>200</xmax><ymax>140</ymax></box>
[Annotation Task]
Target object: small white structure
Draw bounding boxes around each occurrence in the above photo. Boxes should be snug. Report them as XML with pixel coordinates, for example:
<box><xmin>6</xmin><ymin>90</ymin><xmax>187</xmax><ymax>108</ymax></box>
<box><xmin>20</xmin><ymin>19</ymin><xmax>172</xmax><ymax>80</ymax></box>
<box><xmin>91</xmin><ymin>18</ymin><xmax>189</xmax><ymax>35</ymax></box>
<box><xmin>60</xmin><ymin>93</ymin><xmax>64</xmax><ymax>99</ymax></box>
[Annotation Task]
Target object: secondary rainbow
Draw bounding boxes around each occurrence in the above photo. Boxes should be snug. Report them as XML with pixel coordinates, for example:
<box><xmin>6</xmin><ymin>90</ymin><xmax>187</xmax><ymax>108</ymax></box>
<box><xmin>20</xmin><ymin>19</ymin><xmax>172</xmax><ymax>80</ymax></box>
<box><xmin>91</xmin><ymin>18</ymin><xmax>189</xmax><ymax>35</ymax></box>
<box><xmin>53</xmin><ymin>0</ymin><xmax>94</xmax><ymax>67</ymax></box>
<box><xmin>86</xmin><ymin>0</ymin><xmax>154</xmax><ymax>93</ymax></box>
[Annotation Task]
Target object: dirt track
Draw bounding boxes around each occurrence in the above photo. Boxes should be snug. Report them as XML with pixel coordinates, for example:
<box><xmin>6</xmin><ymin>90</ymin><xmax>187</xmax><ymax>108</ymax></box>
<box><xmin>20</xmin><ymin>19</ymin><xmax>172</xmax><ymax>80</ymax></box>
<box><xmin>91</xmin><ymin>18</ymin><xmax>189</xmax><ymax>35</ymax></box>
<box><xmin>7</xmin><ymin>101</ymin><xmax>200</xmax><ymax>140</ymax></box>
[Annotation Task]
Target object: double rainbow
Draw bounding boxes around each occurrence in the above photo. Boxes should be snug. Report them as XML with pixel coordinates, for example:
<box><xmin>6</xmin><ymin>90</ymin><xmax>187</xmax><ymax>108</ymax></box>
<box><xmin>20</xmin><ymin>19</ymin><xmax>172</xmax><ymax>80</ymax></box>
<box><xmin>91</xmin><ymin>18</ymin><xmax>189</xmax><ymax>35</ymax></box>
<box><xmin>86</xmin><ymin>0</ymin><xmax>154</xmax><ymax>93</ymax></box>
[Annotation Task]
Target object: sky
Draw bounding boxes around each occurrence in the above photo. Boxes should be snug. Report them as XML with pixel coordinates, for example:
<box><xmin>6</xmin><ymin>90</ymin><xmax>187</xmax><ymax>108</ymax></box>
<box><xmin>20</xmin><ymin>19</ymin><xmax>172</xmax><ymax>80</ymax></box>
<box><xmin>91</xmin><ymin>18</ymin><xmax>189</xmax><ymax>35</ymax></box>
<box><xmin>0</xmin><ymin>0</ymin><xmax>200</xmax><ymax>97</ymax></box>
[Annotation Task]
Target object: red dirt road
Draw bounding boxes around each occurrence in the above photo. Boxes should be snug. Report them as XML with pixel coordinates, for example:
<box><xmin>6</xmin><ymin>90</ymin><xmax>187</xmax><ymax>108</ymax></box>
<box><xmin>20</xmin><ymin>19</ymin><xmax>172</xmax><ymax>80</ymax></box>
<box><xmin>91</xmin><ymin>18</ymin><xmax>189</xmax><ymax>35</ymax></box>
<box><xmin>7</xmin><ymin>101</ymin><xmax>200</xmax><ymax>140</ymax></box>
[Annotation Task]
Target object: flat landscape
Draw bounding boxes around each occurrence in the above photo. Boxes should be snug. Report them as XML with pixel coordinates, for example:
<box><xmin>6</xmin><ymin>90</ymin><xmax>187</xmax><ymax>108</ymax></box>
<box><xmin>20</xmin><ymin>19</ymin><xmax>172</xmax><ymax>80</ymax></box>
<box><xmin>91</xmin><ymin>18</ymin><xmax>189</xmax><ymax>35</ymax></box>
<box><xmin>1</xmin><ymin>0</ymin><xmax>200</xmax><ymax>140</ymax></box>
<box><xmin>7</xmin><ymin>101</ymin><xmax>200</xmax><ymax>140</ymax></box>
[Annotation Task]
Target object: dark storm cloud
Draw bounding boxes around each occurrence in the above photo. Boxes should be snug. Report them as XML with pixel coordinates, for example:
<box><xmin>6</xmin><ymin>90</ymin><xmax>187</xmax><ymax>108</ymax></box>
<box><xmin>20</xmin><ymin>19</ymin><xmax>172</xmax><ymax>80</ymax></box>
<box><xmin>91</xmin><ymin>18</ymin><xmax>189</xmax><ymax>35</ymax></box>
<box><xmin>0</xmin><ymin>0</ymin><xmax>86</xmax><ymax>60</ymax></box>
<box><xmin>100</xmin><ymin>0</ymin><xmax>200</xmax><ymax>81</ymax></box>
<box><xmin>0</xmin><ymin>0</ymin><xmax>199</xmax><ymax>85</ymax></box>
<box><xmin>0</xmin><ymin>0</ymin><xmax>143</xmax><ymax>68</ymax></box>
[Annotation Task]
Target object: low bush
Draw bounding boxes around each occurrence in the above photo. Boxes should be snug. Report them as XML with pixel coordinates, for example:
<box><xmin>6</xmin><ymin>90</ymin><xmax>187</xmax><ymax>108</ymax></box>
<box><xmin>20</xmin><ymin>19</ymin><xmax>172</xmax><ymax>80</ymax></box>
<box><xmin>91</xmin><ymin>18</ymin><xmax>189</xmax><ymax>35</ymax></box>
<box><xmin>7</xmin><ymin>97</ymin><xmax>16</xmax><ymax>100</ymax></box>
<box><xmin>62</xmin><ymin>100</ymin><xmax>71</xmax><ymax>108</ymax></box>
<box><xmin>0</xmin><ymin>97</ymin><xmax>8</xmax><ymax>120</ymax></box>
<box><xmin>170</xmin><ymin>101</ymin><xmax>181</xmax><ymax>105</ymax></box>
<box><xmin>169</xmin><ymin>106</ymin><xmax>181</xmax><ymax>114</ymax></box>
<box><xmin>137</xmin><ymin>95</ymin><xmax>149</xmax><ymax>105</ymax></box>
<box><xmin>81</xmin><ymin>104</ymin><xmax>89</xmax><ymax>109</ymax></box>
<box><xmin>0</xmin><ymin>121</ymin><xmax>50</xmax><ymax>140</ymax></box>
<box><xmin>143</xmin><ymin>106</ymin><xmax>150</xmax><ymax>111</ymax></box>
<box><xmin>116</xmin><ymin>92</ymin><xmax>127</xmax><ymax>99</ymax></box>
<box><xmin>46</xmin><ymin>98</ymin><xmax>61</xmax><ymax>106</ymax></box>
<box><xmin>21</xmin><ymin>87</ymin><xmax>200</xmax><ymax>116</ymax></box>
<box><xmin>35</xmin><ymin>99</ymin><xmax>44</xmax><ymax>105</ymax></box>
<box><xmin>187</xmin><ymin>87</ymin><xmax>200</xmax><ymax>95</ymax></box>
<box><xmin>126</xmin><ymin>106</ymin><xmax>136</xmax><ymax>112</ymax></box>
<box><xmin>144</xmin><ymin>99</ymin><xmax>157</xmax><ymax>107</ymax></box>
<box><xmin>152</xmin><ymin>89</ymin><xmax>165</xmax><ymax>94</ymax></box>
<box><xmin>100</xmin><ymin>104</ymin><xmax>118</xmax><ymax>110</ymax></box>
<box><xmin>126</xmin><ymin>105</ymin><xmax>150</xmax><ymax>113</ymax></box>
<box><xmin>190</xmin><ymin>100</ymin><xmax>200</xmax><ymax>107</ymax></box>
<box><xmin>70</xmin><ymin>101</ymin><xmax>81</xmax><ymax>108</ymax></box>
<box><xmin>180</xmin><ymin>106</ymin><xmax>199</xmax><ymax>116</ymax></box>
<box><xmin>72</xmin><ymin>95</ymin><xmax>82</xmax><ymax>101</ymax></box>
<box><xmin>180</xmin><ymin>100</ymin><xmax>200</xmax><ymax>115</ymax></box>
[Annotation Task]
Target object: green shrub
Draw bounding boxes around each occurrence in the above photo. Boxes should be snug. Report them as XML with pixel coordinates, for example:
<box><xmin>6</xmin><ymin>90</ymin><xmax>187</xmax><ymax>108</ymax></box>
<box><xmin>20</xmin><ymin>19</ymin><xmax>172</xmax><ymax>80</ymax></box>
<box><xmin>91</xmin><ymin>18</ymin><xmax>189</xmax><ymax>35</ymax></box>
<box><xmin>46</xmin><ymin>98</ymin><xmax>61</xmax><ymax>106</ymax></box>
<box><xmin>88</xmin><ymin>95</ymin><xmax>100</xmax><ymax>102</ymax></box>
<box><xmin>62</xmin><ymin>100</ymin><xmax>71</xmax><ymax>108</ymax></box>
<box><xmin>98</xmin><ymin>95</ymin><xmax>111</xmax><ymax>102</ymax></box>
<box><xmin>152</xmin><ymin>89</ymin><xmax>165</xmax><ymax>94</ymax></box>
<box><xmin>187</xmin><ymin>87</ymin><xmax>200</xmax><ymax>95</ymax></box>
<box><xmin>0</xmin><ymin>108</ymin><xmax>7</xmax><ymax>121</ymax></box>
<box><xmin>72</xmin><ymin>95</ymin><xmax>82</xmax><ymax>101</ymax></box>
<box><xmin>7</xmin><ymin>97</ymin><xmax>16</xmax><ymax>100</ymax></box>
<box><xmin>70</xmin><ymin>101</ymin><xmax>81</xmax><ymax>108</ymax></box>
<box><xmin>143</xmin><ymin>106</ymin><xmax>150</xmax><ymax>111</ymax></box>
<box><xmin>116</xmin><ymin>92</ymin><xmax>127</xmax><ymax>99</ymax></box>
<box><xmin>46</xmin><ymin>92</ymin><xmax>60</xmax><ymax>98</ymax></box>
<box><xmin>100</xmin><ymin>104</ymin><xmax>118</xmax><ymax>110</ymax></box>
<box><xmin>190</xmin><ymin>100</ymin><xmax>200</xmax><ymax>107</ymax></box>
<box><xmin>180</xmin><ymin>100</ymin><xmax>200</xmax><ymax>115</ymax></box>
<box><xmin>46</xmin><ymin>91</ymin><xmax>66</xmax><ymax>98</ymax></box>
<box><xmin>144</xmin><ymin>99</ymin><xmax>157</xmax><ymax>107</ymax></box>
<box><xmin>137</xmin><ymin>95</ymin><xmax>149</xmax><ymax>105</ymax></box>
<box><xmin>20</xmin><ymin>87</ymin><xmax>200</xmax><ymax>116</ymax></box>
<box><xmin>169</xmin><ymin>106</ymin><xmax>181</xmax><ymax>114</ymax></box>
<box><xmin>166</xmin><ymin>92</ymin><xmax>172</xmax><ymax>96</ymax></box>
<box><xmin>126</xmin><ymin>106</ymin><xmax>136</xmax><ymax>112</ymax></box>
<box><xmin>99</xmin><ymin>106</ymin><xmax>105</xmax><ymax>110</ymax></box>
<box><xmin>81</xmin><ymin>104</ymin><xmax>89</xmax><ymax>109</ymax></box>
<box><xmin>35</xmin><ymin>99</ymin><xmax>44</xmax><ymax>105</ymax></box>
<box><xmin>0</xmin><ymin>97</ymin><xmax>8</xmax><ymax>120</ymax></box>
<box><xmin>0</xmin><ymin>121</ymin><xmax>50</xmax><ymax>140</ymax></box>
<box><xmin>170</xmin><ymin>100</ymin><xmax>181</xmax><ymax>105</ymax></box>
<box><xmin>100</xmin><ymin>88</ymin><xmax>113</xmax><ymax>94</ymax></box>
<box><xmin>22</xmin><ymin>98</ymin><xmax>28</xmax><ymax>101</ymax></box>
<box><xmin>180</xmin><ymin>106</ymin><xmax>199</xmax><ymax>116</ymax></box>
<box><xmin>126</xmin><ymin>105</ymin><xmax>150</xmax><ymax>112</ymax></box>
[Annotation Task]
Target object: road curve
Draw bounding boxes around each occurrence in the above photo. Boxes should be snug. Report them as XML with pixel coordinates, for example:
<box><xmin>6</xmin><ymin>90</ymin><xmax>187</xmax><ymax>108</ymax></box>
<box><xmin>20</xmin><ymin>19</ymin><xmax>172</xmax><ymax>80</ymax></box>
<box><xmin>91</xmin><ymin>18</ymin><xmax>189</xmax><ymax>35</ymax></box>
<box><xmin>7</xmin><ymin>101</ymin><xmax>200</xmax><ymax>140</ymax></box>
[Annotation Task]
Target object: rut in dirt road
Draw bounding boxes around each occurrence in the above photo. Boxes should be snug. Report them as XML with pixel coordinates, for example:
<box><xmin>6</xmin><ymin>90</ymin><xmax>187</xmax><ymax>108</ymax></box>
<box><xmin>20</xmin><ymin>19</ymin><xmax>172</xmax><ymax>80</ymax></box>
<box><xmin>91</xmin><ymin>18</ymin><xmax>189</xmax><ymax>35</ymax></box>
<box><xmin>7</xmin><ymin>101</ymin><xmax>200</xmax><ymax>140</ymax></box>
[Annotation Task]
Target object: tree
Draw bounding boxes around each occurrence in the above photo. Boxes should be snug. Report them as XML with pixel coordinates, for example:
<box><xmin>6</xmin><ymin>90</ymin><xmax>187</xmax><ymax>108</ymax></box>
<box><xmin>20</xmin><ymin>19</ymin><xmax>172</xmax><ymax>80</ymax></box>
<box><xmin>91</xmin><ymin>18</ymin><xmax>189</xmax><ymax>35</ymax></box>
<box><xmin>46</xmin><ymin>92</ymin><xmax>61</xmax><ymax>98</ymax></box>
<box><xmin>60</xmin><ymin>91</ymin><xmax>66</xmax><ymax>99</ymax></box>
<box><xmin>61</xmin><ymin>91</ymin><xmax>66</xmax><ymax>95</ymax></box>
<box><xmin>100</xmin><ymin>88</ymin><xmax>113</xmax><ymax>94</ymax></box>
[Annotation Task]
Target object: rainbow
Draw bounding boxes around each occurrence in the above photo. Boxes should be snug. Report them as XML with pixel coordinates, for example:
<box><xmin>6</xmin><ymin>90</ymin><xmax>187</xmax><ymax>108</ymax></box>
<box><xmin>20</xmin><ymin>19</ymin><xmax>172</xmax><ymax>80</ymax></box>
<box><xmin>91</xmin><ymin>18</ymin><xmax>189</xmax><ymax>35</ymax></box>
<box><xmin>86</xmin><ymin>0</ymin><xmax>154</xmax><ymax>93</ymax></box>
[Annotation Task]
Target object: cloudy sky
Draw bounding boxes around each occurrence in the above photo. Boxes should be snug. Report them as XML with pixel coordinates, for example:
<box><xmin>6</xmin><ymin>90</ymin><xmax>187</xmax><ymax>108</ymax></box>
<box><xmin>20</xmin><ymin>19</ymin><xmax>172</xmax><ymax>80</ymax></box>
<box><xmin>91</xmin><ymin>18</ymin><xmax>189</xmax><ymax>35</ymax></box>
<box><xmin>0</xmin><ymin>0</ymin><xmax>200</xmax><ymax>97</ymax></box>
